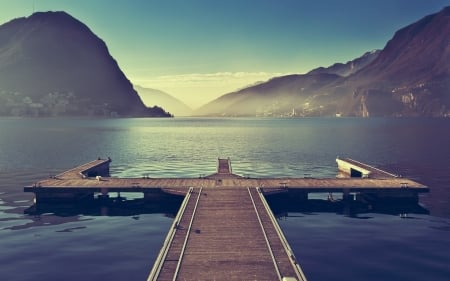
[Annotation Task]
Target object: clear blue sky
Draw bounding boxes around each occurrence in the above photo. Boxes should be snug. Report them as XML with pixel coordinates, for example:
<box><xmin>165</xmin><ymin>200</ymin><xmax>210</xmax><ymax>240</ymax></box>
<box><xmin>0</xmin><ymin>0</ymin><xmax>448</xmax><ymax>107</ymax></box>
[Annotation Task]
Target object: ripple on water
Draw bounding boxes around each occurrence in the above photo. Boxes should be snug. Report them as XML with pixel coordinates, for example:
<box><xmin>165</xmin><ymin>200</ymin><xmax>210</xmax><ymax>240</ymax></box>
<box><xmin>0</xmin><ymin>214</ymin><xmax>174</xmax><ymax>281</ymax></box>
<box><xmin>279</xmin><ymin>213</ymin><xmax>450</xmax><ymax>281</ymax></box>
<box><xmin>1</xmin><ymin>117</ymin><xmax>450</xmax><ymax>281</ymax></box>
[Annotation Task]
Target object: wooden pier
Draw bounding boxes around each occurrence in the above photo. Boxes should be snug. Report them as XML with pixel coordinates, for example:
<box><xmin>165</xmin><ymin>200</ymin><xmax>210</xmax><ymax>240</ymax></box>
<box><xmin>24</xmin><ymin>157</ymin><xmax>428</xmax><ymax>280</ymax></box>
<box><xmin>148</xmin><ymin>187</ymin><xmax>305</xmax><ymax>281</ymax></box>
<box><xmin>25</xmin><ymin>158</ymin><xmax>428</xmax><ymax>201</ymax></box>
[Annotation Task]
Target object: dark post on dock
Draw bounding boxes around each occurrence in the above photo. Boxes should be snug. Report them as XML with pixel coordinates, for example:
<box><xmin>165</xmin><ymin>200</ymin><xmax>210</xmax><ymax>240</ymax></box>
<box><xmin>24</xmin><ymin>157</ymin><xmax>428</xmax><ymax>280</ymax></box>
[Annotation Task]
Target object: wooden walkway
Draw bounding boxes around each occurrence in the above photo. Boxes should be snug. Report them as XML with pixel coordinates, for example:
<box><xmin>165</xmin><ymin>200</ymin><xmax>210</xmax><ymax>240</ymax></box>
<box><xmin>25</xmin><ymin>177</ymin><xmax>426</xmax><ymax>191</ymax></box>
<box><xmin>24</xmin><ymin>157</ymin><xmax>429</xmax><ymax>281</ymax></box>
<box><xmin>24</xmin><ymin>159</ymin><xmax>427</xmax><ymax>194</ymax></box>
<box><xmin>148</xmin><ymin>187</ymin><xmax>305</xmax><ymax>281</ymax></box>
<box><xmin>217</xmin><ymin>158</ymin><xmax>231</xmax><ymax>174</ymax></box>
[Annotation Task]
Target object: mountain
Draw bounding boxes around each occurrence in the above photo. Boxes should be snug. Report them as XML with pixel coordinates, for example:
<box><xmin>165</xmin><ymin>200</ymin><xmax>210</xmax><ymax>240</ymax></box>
<box><xmin>195</xmin><ymin>6</ymin><xmax>450</xmax><ymax>117</ymax></box>
<box><xmin>307</xmin><ymin>50</ymin><xmax>380</xmax><ymax>77</ymax></box>
<box><xmin>134</xmin><ymin>85</ymin><xmax>192</xmax><ymax>116</ymax></box>
<box><xmin>194</xmin><ymin>50</ymin><xmax>379</xmax><ymax>117</ymax></box>
<box><xmin>343</xmin><ymin>6</ymin><xmax>450</xmax><ymax>116</ymax></box>
<box><xmin>194</xmin><ymin>73</ymin><xmax>342</xmax><ymax>116</ymax></box>
<box><xmin>0</xmin><ymin>11</ymin><xmax>171</xmax><ymax>117</ymax></box>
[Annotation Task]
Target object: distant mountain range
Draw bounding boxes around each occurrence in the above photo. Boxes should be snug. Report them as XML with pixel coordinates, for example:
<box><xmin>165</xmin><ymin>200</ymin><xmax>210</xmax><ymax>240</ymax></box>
<box><xmin>1</xmin><ymin>8</ymin><xmax>448</xmax><ymax>118</ymax></box>
<box><xmin>307</xmin><ymin>50</ymin><xmax>380</xmax><ymax>77</ymax></box>
<box><xmin>134</xmin><ymin>85</ymin><xmax>192</xmax><ymax>117</ymax></box>
<box><xmin>0</xmin><ymin>11</ymin><xmax>171</xmax><ymax>117</ymax></box>
<box><xmin>195</xmin><ymin>6</ymin><xmax>450</xmax><ymax>117</ymax></box>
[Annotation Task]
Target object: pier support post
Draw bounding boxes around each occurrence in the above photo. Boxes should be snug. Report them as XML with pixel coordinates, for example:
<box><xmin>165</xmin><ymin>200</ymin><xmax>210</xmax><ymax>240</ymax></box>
<box><xmin>101</xmin><ymin>206</ymin><xmax>109</xmax><ymax>216</ymax></box>
<box><xmin>98</xmin><ymin>188</ymin><xmax>109</xmax><ymax>199</ymax></box>
<box><xmin>342</xmin><ymin>189</ymin><xmax>354</xmax><ymax>201</ymax></box>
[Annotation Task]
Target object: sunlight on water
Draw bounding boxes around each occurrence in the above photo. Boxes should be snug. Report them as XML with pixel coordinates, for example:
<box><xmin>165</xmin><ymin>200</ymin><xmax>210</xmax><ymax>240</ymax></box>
<box><xmin>0</xmin><ymin>117</ymin><xmax>450</xmax><ymax>281</ymax></box>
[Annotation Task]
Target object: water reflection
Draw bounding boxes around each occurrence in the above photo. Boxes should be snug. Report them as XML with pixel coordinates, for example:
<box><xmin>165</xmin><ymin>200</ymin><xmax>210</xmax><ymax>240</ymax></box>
<box><xmin>19</xmin><ymin>194</ymin><xmax>183</xmax><ymax>230</ymax></box>
<box><xmin>266</xmin><ymin>193</ymin><xmax>429</xmax><ymax>219</ymax></box>
<box><xmin>22</xmin><ymin>192</ymin><xmax>429</xmax><ymax>230</ymax></box>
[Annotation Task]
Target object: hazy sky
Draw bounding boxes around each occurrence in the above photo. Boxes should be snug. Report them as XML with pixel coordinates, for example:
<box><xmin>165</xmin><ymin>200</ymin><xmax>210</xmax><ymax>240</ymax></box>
<box><xmin>0</xmin><ymin>0</ymin><xmax>449</xmax><ymax>108</ymax></box>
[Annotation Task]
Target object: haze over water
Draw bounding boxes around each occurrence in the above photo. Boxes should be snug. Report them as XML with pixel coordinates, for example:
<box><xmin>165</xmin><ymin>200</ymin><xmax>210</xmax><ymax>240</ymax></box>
<box><xmin>0</xmin><ymin>117</ymin><xmax>449</xmax><ymax>281</ymax></box>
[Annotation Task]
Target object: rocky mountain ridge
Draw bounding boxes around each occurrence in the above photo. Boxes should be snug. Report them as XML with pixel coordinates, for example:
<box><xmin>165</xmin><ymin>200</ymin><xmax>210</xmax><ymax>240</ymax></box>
<box><xmin>0</xmin><ymin>11</ymin><xmax>171</xmax><ymax>117</ymax></box>
<box><xmin>195</xmin><ymin>6</ymin><xmax>450</xmax><ymax>117</ymax></box>
<box><xmin>307</xmin><ymin>50</ymin><xmax>380</xmax><ymax>77</ymax></box>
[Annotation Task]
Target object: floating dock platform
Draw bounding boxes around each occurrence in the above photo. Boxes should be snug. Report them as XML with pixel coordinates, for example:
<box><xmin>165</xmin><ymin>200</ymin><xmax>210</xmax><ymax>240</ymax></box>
<box><xmin>24</xmin><ymin>157</ymin><xmax>428</xmax><ymax>202</ymax></box>
<box><xmin>24</xmin><ymin>157</ymin><xmax>428</xmax><ymax>281</ymax></box>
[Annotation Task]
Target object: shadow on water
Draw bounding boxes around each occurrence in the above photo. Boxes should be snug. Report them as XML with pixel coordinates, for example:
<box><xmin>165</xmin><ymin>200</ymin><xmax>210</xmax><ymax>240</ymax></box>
<box><xmin>266</xmin><ymin>192</ymin><xmax>429</xmax><ymax>219</ymax></box>
<box><xmin>23</xmin><ymin>191</ymin><xmax>429</xmax><ymax>225</ymax></box>
<box><xmin>18</xmin><ymin>194</ymin><xmax>183</xmax><ymax>230</ymax></box>
<box><xmin>25</xmin><ymin>195</ymin><xmax>183</xmax><ymax>217</ymax></box>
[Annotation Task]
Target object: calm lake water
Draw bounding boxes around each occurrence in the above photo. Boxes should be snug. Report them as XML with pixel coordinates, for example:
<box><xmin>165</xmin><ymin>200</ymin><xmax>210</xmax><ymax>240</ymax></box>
<box><xmin>0</xmin><ymin>117</ymin><xmax>449</xmax><ymax>281</ymax></box>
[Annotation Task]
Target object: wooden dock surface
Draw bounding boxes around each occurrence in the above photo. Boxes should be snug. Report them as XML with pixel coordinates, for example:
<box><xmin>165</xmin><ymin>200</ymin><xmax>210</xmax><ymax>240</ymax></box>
<box><xmin>217</xmin><ymin>158</ymin><xmax>231</xmax><ymax>174</ymax></box>
<box><xmin>24</xmin><ymin>157</ymin><xmax>430</xmax><ymax>280</ymax></box>
<box><xmin>25</xmin><ymin>176</ymin><xmax>427</xmax><ymax>192</ymax></box>
<box><xmin>148</xmin><ymin>187</ymin><xmax>305</xmax><ymax>281</ymax></box>
<box><xmin>24</xmin><ymin>158</ymin><xmax>427</xmax><ymax>193</ymax></box>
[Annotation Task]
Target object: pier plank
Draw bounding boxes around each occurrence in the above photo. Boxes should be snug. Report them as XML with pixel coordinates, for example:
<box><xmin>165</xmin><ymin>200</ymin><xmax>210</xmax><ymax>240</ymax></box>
<box><xmin>25</xmin><ymin>158</ymin><xmax>429</xmax><ymax>280</ymax></box>
<box><xmin>151</xmin><ymin>187</ymin><xmax>304</xmax><ymax>281</ymax></box>
<box><xmin>25</xmin><ymin>177</ymin><xmax>426</xmax><ymax>191</ymax></box>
